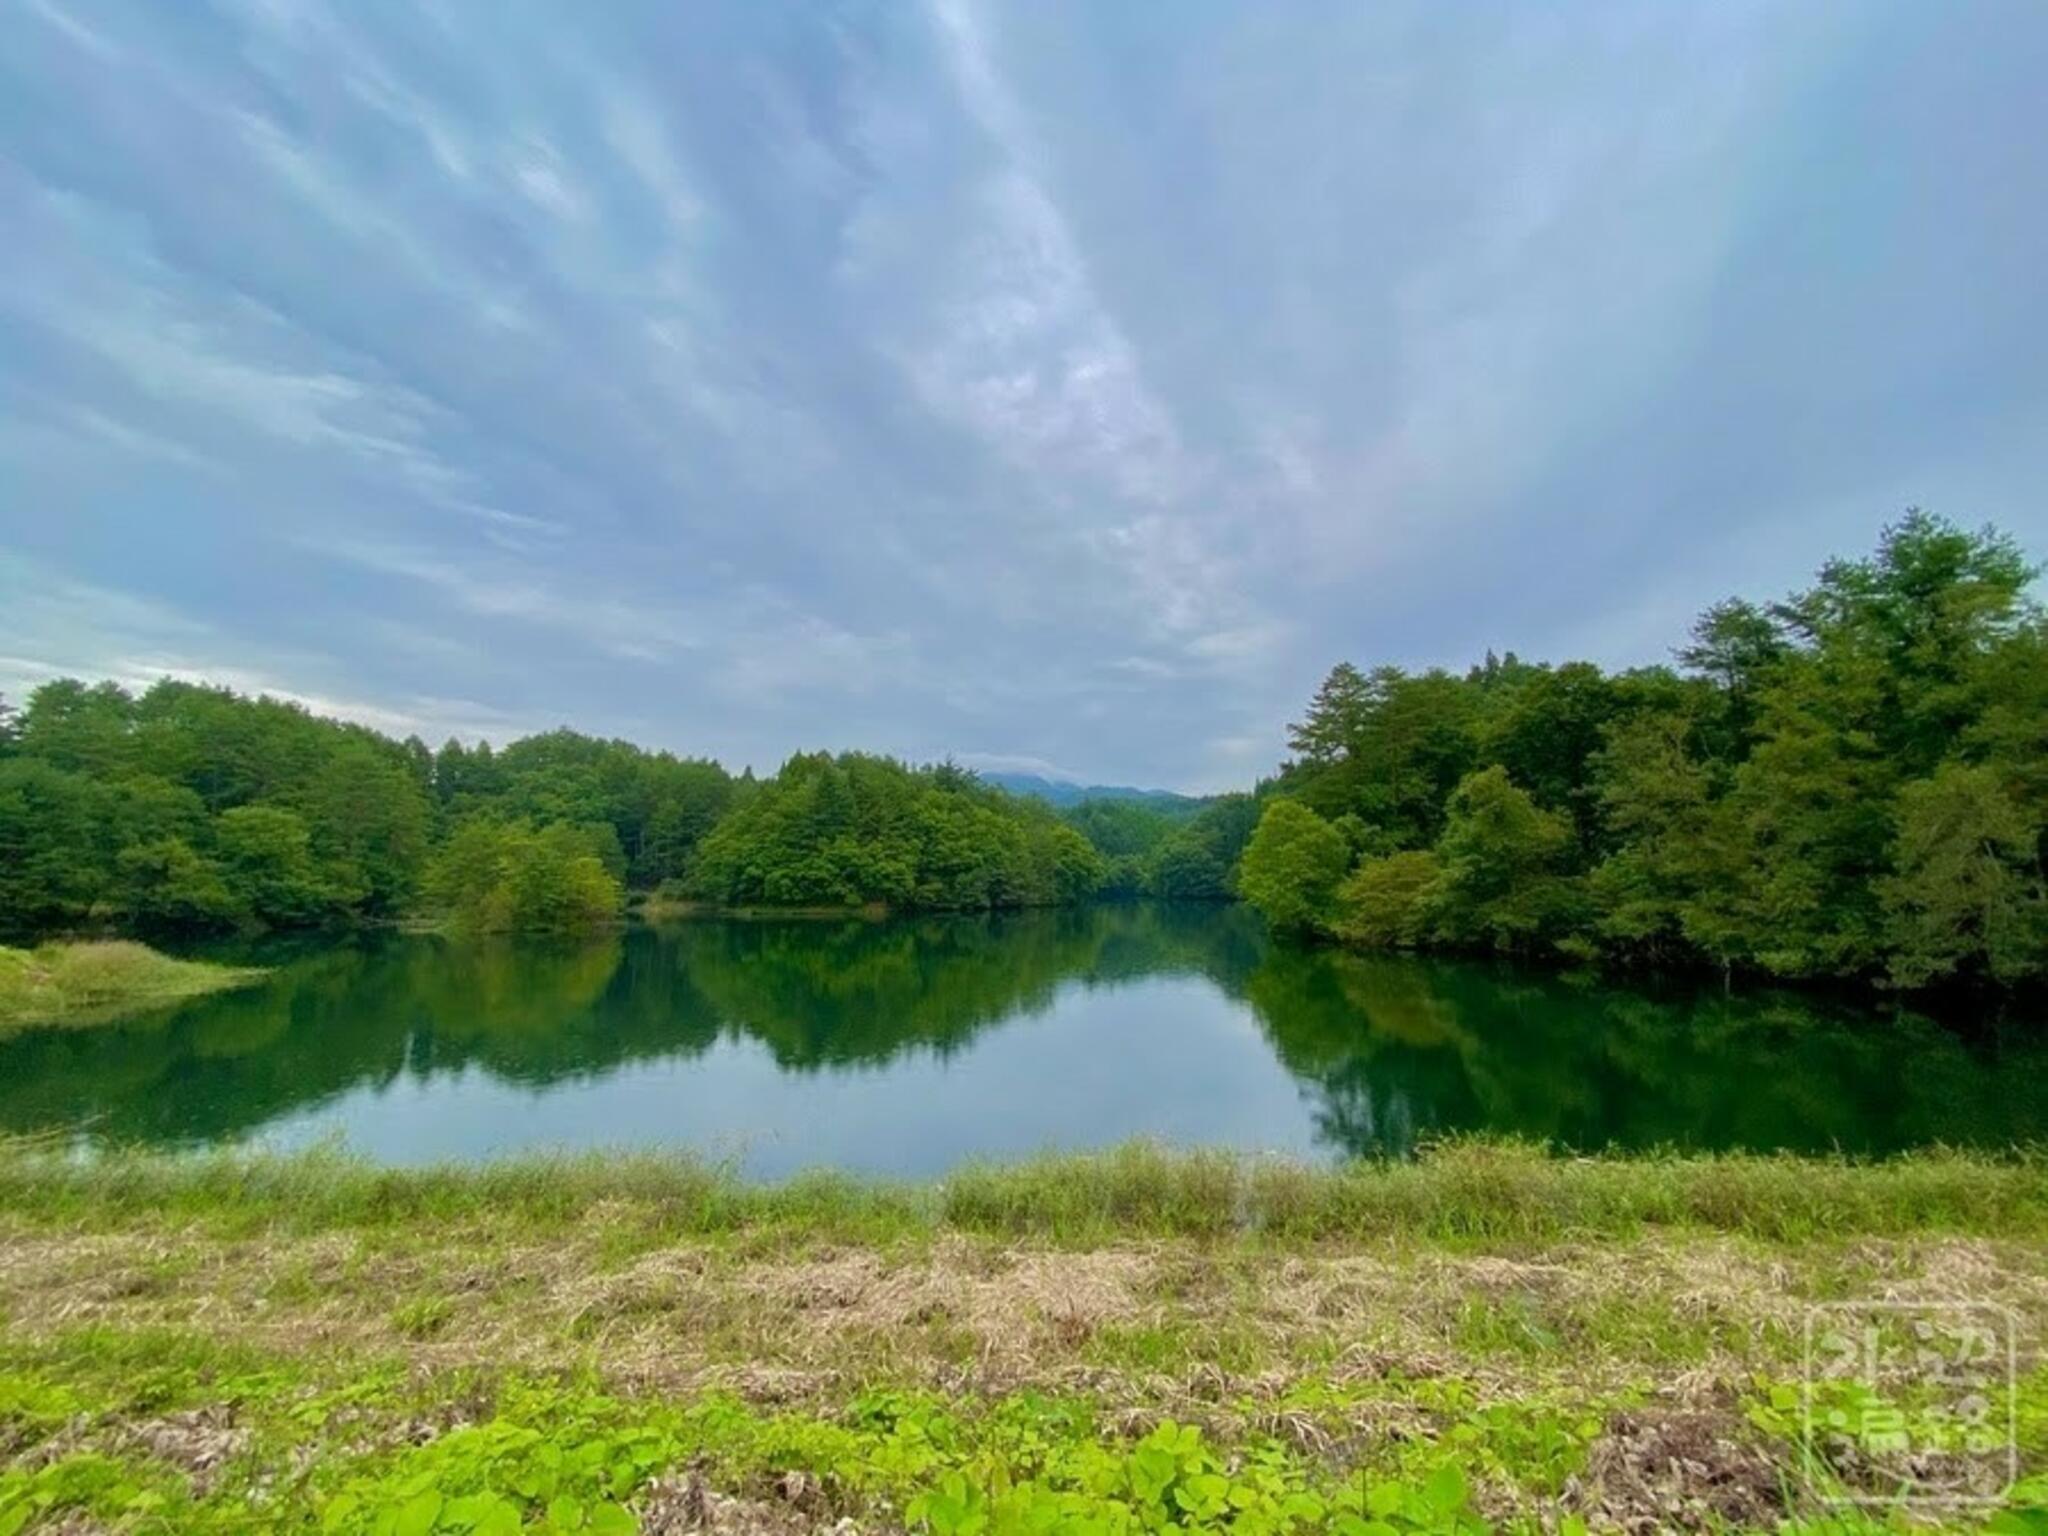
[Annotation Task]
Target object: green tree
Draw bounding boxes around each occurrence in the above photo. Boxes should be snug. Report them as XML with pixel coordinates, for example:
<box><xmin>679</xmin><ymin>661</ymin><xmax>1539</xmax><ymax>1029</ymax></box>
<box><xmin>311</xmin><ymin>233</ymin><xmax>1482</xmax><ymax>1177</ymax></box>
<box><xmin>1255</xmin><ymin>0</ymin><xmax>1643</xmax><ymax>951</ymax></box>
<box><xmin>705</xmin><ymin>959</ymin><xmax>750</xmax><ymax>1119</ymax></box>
<box><xmin>0</xmin><ymin>760</ymin><xmax>112</xmax><ymax>932</ymax></box>
<box><xmin>1479</xmin><ymin>661</ymin><xmax>1621</xmax><ymax>848</ymax></box>
<box><xmin>422</xmin><ymin>820</ymin><xmax>513</xmax><ymax>929</ymax></box>
<box><xmin>1286</xmin><ymin>662</ymin><xmax>1372</xmax><ymax>768</ymax></box>
<box><xmin>502</xmin><ymin>824</ymin><xmax>628</xmax><ymax>933</ymax></box>
<box><xmin>689</xmin><ymin>753</ymin><xmax>1100</xmax><ymax>912</ymax></box>
<box><xmin>216</xmin><ymin>805</ymin><xmax>332</xmax><ymax>926</ymax></box>
<box><xmin>1238</xmin><ymin>800</ymin><xmax>1350</xmax><ymax>935</ymax></box>
<box><xmin>1879</xmin><ymin>764</ymin><xmax>2044</xmax><ymax>988</ymax></box>
<box><xmin>1330</xmin><ymin>850</ymin><xmax>1442</xmax><ymax>949</ymax></box>
<box><xmin>109</xmin><ymin>776</ymin><xmax>210</xmax><ymax>854</ymax></box>
<box><xmin>1040</xmin><ymin>822</ymin><xmax>1110</xmax><ymax>904</ymax></box>
<box><xmin>423</xmin><ymin>820</ymin><xmax>624</xmax><ymax>934</ymax></box>
<box><xmin>434</xmin><ymin>738</ymin><xmax>506</xmax><ymax>809</ymax></box>
<box><xmin>1098</xmin><ymin>853</ymin><xmax>1149</xmax><ymax>898</ymax></box>
<box><xmin>1147</xmin><ymin>794</ymin><xmax>1259</xmax><ymax>900</ymax></box>
<box><xmin>1283</xmin><ymin>666</ymin><xmax>1478</xmax><ymax>842</ymax></box>
<box><xmin>1677</xmin><ymin>598</ymin><xmax>1789</xmax><ymax>750</ymax></box>
<box><xmin>1148</xmin><ymin>839</ymin><xmax>1226</xmax><ymax>899</ymax></box>
<box><xmin>1964</xmin><ymin>614</ymin><xmax>2048</xmax><ymax>818</ymax></box>
<box><xmin>1063</xmin><ymin>799</ymin><xmax>1176</xmax><ymax>859</ymax></box>
<box><xmin>16</xmin><ymin>679</ymin><xmax>136</xmax><ymax>779</ymax></box>
<box><xmin>1431</xmin><ymin>767</ymin><xmax>1577</xmax><ymax>952</ymax></box>
<box><xmin>637</xmin><ymin>760</ymin><xmax>737</xmax><ymax>885</ymax></box>
<box><xmin>1730</xmin><ymin>647</ymin><xmax>1898</xmax><ymax>979</ymax></box>
<box><xmin>296</xmin><ymin>740</ymin><xmax>432</xmax><ymax>914</ymax></box>
<box><xmin>115</xmin><ymin>838</ymin><xmax>241</xmax><ymax>932</ymax></box>
<box><xmin>1775</xmin><ymin>511</ymin><xmax>2035</xmax><ymax>776</ymax></box>
<box><xmin>1588</xmin><ymin>712</ymin><xmax>1744</xmax><ymax>966</ymax></box>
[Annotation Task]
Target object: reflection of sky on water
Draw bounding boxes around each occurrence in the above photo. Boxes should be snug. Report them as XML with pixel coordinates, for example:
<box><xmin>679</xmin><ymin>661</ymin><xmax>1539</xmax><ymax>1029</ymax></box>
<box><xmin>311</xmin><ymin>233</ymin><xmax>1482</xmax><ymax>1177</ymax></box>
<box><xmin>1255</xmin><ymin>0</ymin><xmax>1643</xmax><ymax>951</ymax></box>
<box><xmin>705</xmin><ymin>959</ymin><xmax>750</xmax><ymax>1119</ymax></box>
<box><xmin>256</xmin><ymin>976</ymin><xmax>1321</xmax><ymax>1176</ymax></box>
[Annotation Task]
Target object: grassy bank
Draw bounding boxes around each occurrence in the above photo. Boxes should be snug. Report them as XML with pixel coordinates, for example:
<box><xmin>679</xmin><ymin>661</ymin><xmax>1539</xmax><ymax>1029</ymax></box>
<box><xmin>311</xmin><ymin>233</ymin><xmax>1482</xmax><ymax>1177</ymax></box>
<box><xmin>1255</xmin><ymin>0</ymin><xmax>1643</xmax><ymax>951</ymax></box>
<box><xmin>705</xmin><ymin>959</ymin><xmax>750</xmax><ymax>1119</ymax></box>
<box><xmin>0</xmin><ymin>1141</ymin><xmax>2042</xmax><ymax>1533</ymax></box>
<box><xmin>2</xmin><ymin>1137</ymin><xmax>2043</xmax><ymax>1245</ymax></box>
<box><xmin>0</xmin><ymin>941</ymin><xmax>266</xmax><ymax>1034</ymax></box>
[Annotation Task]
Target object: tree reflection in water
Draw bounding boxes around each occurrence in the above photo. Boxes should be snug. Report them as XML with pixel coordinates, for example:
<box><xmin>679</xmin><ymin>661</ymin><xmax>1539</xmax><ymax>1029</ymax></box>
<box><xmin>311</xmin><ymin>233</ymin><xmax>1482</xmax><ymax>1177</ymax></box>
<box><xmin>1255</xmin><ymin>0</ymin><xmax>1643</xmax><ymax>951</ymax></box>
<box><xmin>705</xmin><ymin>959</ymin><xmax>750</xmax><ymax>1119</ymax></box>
<box><xmin>0</xmin><ymin>904</ymin><xmax>2038</xmax><ymax>1157</ymax></box>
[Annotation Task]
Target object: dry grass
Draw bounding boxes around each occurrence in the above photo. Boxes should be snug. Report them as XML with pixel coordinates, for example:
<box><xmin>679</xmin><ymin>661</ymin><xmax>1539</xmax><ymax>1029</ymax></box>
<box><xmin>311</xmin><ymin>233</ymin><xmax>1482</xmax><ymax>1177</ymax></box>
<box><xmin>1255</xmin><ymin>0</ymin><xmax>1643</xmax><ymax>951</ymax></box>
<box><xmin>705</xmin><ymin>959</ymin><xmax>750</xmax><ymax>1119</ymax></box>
<box><xmin>2</xmin><ymin>1214</ymin><xmax>2041</xmax><ymax>1414</ymax></box>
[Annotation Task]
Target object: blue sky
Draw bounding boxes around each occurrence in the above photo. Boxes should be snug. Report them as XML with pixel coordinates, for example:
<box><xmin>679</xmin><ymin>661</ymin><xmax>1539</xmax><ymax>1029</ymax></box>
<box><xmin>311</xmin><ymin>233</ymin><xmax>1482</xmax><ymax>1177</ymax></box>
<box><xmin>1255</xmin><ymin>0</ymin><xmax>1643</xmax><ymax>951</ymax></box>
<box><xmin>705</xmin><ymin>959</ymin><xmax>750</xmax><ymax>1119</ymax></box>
<box><xmin>2</xmin><ymin>0</ymin><xmax>2043</xmax><ymax>792</ymax></box>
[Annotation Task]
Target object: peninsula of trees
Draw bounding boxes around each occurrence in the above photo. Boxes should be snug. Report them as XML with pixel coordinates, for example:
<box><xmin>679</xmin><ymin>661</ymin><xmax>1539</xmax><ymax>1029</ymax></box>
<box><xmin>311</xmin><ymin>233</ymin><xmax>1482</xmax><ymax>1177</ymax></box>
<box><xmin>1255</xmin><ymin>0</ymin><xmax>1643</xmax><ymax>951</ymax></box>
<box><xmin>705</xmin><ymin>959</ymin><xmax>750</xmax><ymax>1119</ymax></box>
<box><xmin>1240</xmin><ymin>512</ymin><xmax>2044</xmax><ymax>991</ymax></box>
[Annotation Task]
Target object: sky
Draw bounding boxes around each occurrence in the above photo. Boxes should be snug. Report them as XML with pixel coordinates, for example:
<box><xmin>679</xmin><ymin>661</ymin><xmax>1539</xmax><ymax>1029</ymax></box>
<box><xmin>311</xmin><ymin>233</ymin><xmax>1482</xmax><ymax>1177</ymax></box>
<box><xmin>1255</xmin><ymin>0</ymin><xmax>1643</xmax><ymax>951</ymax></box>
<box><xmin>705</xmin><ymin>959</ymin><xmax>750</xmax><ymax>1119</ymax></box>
<box><xmin>2</xmin><ymin>1</ymin><xmax>2044</xmax><ymax>793</ymax></box>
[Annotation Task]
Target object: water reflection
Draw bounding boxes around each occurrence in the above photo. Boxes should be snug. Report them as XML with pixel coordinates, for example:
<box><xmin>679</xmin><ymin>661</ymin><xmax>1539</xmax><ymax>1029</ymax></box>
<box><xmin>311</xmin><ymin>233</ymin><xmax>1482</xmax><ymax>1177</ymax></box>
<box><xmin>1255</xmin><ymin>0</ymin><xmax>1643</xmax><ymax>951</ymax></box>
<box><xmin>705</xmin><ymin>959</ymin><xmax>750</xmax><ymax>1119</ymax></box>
<box><xmin>1247</xmin><ymin>945</ymin><xmax>2045</xmax><ymax>1156</ymax></box>
<box><xmin>0</xmin><ymin>903</ymin><xmax>2038</xmax><ymax>1166</ymax></box>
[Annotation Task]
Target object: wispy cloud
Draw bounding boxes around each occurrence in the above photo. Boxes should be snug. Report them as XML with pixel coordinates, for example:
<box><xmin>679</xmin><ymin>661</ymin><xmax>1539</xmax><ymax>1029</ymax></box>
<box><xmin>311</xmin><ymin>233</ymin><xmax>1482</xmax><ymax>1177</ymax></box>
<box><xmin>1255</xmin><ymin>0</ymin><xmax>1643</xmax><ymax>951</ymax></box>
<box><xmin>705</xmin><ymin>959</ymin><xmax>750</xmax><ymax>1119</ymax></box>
<box><xmin>0</xmin><ymin>554</ymin><xmax>538</xmax><ymax>743</ymax></box>
<box><xmin>23</xmin><ymin>0</ymin><xmax>114</xmax><ymax>59</ymax></box>
<box><xmin>1</xmin><ymin>0</ymin><xmax>2042</xmax><ymax>790</ymax></box>
<box><xmin>310</xmin><ymin>540</ymin><xmax>701</xmax><ymax>663</ymax></box>
<box><xmin>908</xmin><ymin>0</ymin><xmax>1188</xmax><ymax>509</ymax></box>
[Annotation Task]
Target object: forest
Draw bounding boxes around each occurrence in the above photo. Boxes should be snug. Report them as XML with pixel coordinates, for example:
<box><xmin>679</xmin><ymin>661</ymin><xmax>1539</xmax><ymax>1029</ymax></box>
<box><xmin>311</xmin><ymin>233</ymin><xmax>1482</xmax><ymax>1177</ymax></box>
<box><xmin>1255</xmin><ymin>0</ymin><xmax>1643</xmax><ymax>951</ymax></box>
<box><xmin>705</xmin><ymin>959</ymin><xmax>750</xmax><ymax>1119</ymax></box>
<box><xmin>0</xmin><ymin>677</ymin><xmax>1254</xmax><ymax>937</ymax></box>
<box><xmin>1241</xmin><ymin>512</ymin><xmax>2045</xmax><ymax>990</ymax></box>
<box><xmin>0</xmin><ymin>513</ymin><xmax>2039</xmax><ymax>991</ymax></box>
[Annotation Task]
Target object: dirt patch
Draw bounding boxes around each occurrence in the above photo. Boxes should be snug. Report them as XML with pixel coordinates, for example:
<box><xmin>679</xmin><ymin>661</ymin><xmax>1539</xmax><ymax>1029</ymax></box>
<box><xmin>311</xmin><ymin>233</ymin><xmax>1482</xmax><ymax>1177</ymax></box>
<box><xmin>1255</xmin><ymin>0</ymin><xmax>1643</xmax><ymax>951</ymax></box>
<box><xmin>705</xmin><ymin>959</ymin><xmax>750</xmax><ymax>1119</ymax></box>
<box><xmin>726</xmin><ymin>1244</ymin><xmax>1154</xmax><ymax>1363</ymax></box>
<box><xmin>1568</xmin><ymin>1404</ymin><xmax>1787</xmax><ymax>1533</ymax></box>
<box><xmin>26</xmin><ymin>1515</ymin><xmax>119</xmax><ymax>1536</ymax></box>
<box><xmin>116</xmin><ymin>1405</ymin><xmax>249</xmax><ymax>1497</ymax></box>
<box><xmin>637</xmin><ymin>1470</ymin><xmax>869</xmax><ymax>1535</ymax></box>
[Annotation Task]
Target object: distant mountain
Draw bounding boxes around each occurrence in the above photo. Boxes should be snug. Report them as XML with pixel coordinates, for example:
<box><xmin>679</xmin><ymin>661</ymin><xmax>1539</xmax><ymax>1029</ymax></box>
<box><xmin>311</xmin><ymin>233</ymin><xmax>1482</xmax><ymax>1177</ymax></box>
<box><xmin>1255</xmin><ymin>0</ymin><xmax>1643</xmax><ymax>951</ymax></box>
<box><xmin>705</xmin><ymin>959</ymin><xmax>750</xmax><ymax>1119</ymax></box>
<box><xmin>981</xmin><ymin>771</ymin><xmax>1200</xmax><ymax>811</ymax></box>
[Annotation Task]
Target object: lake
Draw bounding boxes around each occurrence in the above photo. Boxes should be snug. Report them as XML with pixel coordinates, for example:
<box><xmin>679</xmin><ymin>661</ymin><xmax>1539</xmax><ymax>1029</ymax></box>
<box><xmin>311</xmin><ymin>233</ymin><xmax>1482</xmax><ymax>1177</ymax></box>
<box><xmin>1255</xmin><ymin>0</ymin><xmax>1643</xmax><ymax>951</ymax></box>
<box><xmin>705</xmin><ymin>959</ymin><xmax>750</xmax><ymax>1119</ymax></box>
<box><xmin>2</xmin><ymin>903</ymin><xmax>2041</xmax><ymax>1176</ymax></box>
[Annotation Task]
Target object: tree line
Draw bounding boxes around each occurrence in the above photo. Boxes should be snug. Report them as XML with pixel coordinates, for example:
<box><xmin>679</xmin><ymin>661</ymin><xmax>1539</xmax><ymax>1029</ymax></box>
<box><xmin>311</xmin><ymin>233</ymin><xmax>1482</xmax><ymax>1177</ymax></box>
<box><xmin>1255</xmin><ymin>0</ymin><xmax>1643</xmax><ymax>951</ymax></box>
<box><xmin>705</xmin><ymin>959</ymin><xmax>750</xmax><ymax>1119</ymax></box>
<box><xmin>0</xmin><ymin>679</ymin><xmax>1254</xmax><ymax>937</ymax></box>
<box><xmin>3</xmin><ymin>510</ymin><xmax>2031</xmax><ymax>974</ymax></box>
<box><xmin>1237</xmin><ymin>513</ymin><xmax>2046</xmax><ymax>992</ymax></box>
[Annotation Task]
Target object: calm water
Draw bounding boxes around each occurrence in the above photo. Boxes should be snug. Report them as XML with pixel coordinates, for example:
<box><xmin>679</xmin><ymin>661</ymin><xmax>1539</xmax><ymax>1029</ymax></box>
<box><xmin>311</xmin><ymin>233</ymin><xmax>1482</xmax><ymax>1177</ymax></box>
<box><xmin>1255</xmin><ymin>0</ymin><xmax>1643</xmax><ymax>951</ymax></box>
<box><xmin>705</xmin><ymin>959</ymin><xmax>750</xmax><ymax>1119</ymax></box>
<box><xmin>2</xmin><ymin>904</ymin><xmax>2041</xmax><ymax>1175</ymax></box>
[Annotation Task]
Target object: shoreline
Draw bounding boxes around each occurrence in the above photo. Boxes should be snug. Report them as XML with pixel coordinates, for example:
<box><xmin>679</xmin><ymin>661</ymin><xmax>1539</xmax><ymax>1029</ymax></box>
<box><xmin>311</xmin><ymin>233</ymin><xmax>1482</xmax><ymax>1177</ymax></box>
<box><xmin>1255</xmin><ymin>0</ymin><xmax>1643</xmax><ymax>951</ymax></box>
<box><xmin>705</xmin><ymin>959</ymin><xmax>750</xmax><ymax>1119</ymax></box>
<box><xmin>21</xmin><ymin>895</ymin><xmax>2041</xmax><ymax>1017</ymax></box>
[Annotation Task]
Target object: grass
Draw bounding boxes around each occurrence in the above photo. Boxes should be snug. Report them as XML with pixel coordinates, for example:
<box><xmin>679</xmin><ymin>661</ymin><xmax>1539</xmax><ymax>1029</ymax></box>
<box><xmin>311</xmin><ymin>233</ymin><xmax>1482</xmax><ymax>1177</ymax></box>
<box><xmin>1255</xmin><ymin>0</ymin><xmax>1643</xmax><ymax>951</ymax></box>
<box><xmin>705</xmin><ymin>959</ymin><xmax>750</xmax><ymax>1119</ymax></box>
<box><xmin>0</xmin><ymin>941</ymin><xmax>267</xmax><ymax>1034</ymax></box>
<box><xmin>1</xmin><ymin>1140</ymin><xmax>2043</xmax><ymax>1532</ymax></box>
<box><xmin>0</xmin><ymin>1136</ymin><xmax>2039</xmax><ymax>1245</ymax></box>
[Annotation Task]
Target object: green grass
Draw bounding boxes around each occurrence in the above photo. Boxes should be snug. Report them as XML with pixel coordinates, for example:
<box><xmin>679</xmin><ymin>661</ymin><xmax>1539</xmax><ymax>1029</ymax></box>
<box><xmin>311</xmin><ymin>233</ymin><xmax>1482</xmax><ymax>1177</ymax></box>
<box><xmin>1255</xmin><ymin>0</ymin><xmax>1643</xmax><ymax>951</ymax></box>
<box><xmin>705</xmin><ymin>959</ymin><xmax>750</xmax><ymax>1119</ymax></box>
<box><xmin>0</xmin><ymin>941</ymin><xmax>267</xmax><ymax>1034</ymax></box>
<box><xmin>940</xmin><ymin>1139</ymin><xmax>2048</xmax><ymax>1244</ymax></box>
<box><xmin>1</xmin><ymin>1136</ymin><xmax>2039</xmax><ymax>1245</ymax></box>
